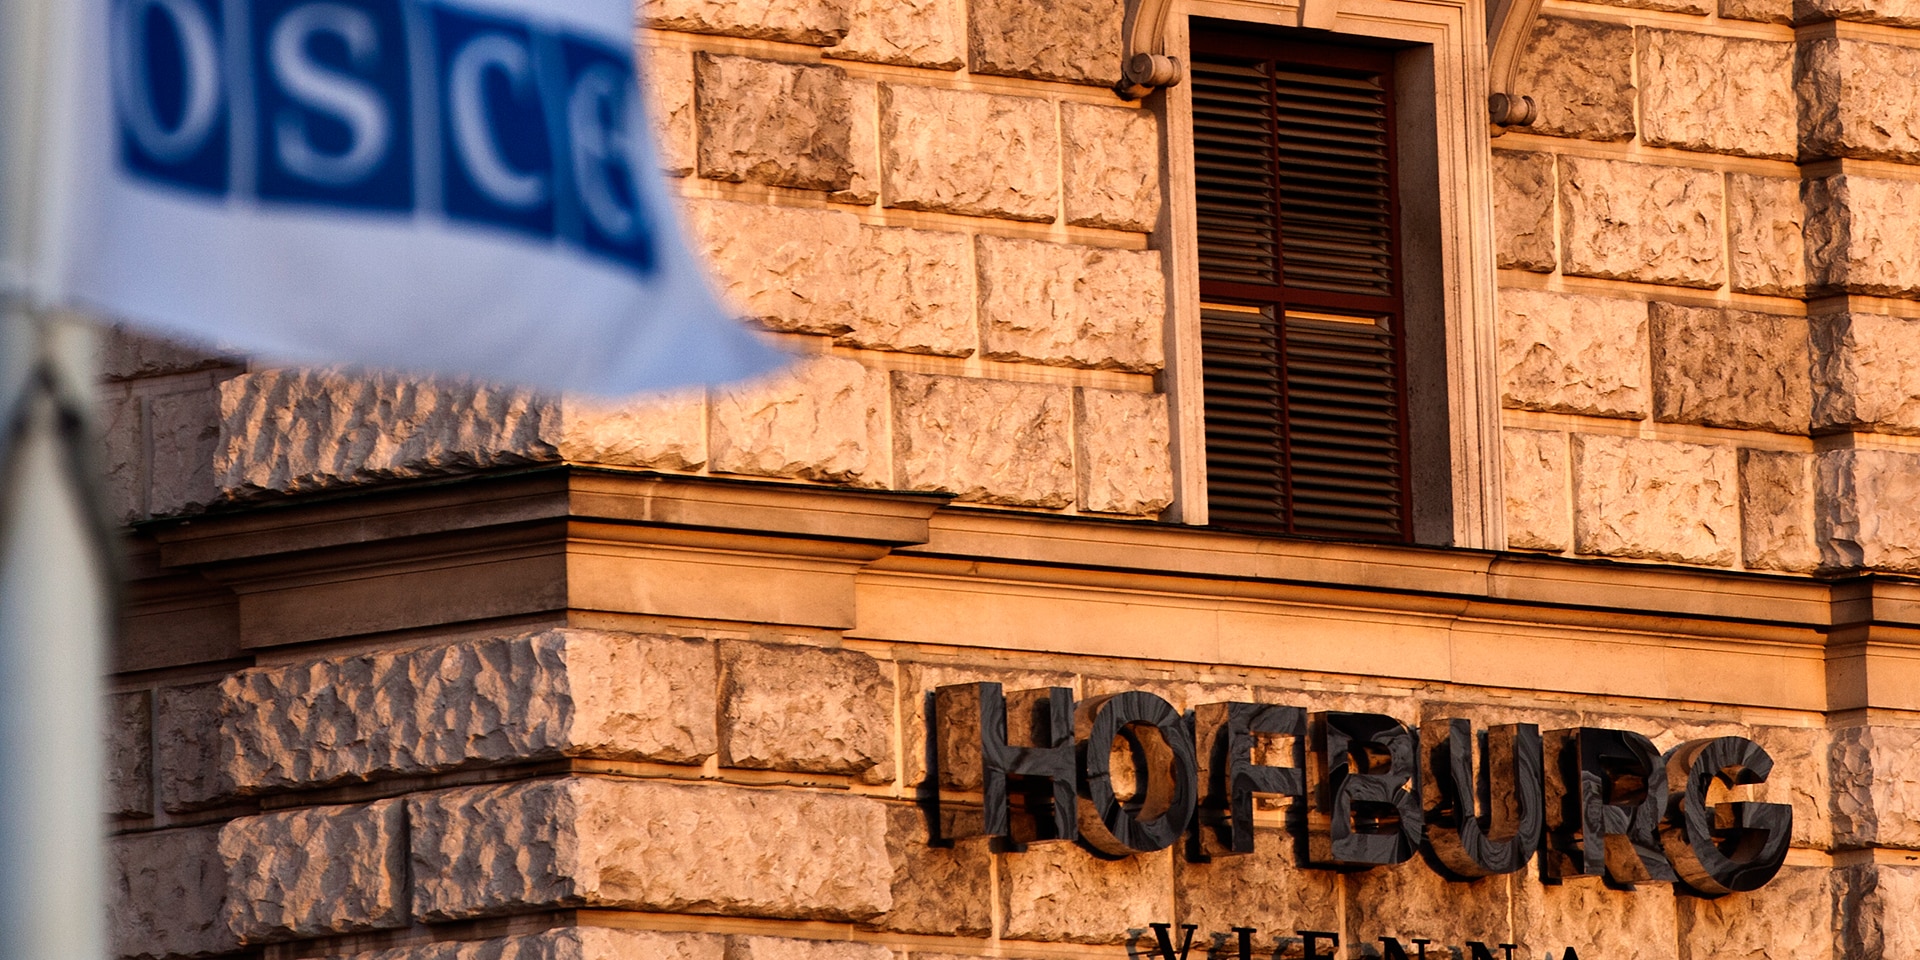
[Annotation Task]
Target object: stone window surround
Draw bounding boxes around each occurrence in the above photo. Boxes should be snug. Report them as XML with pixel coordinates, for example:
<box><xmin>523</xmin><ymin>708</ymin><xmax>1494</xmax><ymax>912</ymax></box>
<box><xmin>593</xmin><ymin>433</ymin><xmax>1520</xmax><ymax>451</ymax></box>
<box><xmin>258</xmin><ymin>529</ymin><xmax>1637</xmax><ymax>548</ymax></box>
<box><xmin>1154</xmin><ymin>0</ymin><xmax>1506</xmax><ymax>549</ymax></box>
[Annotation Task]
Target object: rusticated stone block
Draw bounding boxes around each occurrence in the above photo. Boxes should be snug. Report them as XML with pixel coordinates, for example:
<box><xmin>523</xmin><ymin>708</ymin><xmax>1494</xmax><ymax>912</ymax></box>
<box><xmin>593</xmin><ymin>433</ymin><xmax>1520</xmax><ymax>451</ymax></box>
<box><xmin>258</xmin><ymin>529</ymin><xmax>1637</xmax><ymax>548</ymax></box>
<box><xmin>709</xmin><ymin>355</ymin><xmax>886</xmax><ymax>485</ymax></box>
<box><xmin>1560</xmin><ymin>157</ymin><xmax>1725</xmax><ymax>289</ymax></box>
<box><xmin>558</xmin><ymin>390</ymin><xmax>707</xmax><ymax>472</ymax></box>
<box><xmin>1574</xmin><ymin>435</ymin><xmax>1738</xmax><ymax>565</ymax></box>
<box><xmin>99</xmin><ymin>389</ymin><xmax>143</xmax><ymax>524</ymax></box>
<box><xmin>685</xmin><ymin>201</ymin><xmax>973</xmax><ymax>354</ymax></box>
<box><xmin>409</xmin><ymin>777</ymin><xmax>892</xmax><ymax>921</ymax></box>
<box><xmin>1741</xmin><ymin>450</ymin><xmax>1820</xmax><ymax>573</ymax></box>
<box><xmin>1512</xmin><ymin>18</ymin><xmax>1636</xmax><ymax>142</ymax></box>
<box><xmin>891</xmin><ymin>373</ymin><xmax>1074</xmax><ymax>507</ymax></box>
<box><xmin>684</xmin><ymin>200</ymin><xmax>863</xmax><ymax>337</ymax></box>
<box><xmin>217</xmin><ymin>369</ymin><xmax>558</xmax><ymax>496</ymax></box>
<box><xmin>719</xmin><ymin>640</ymin><xmax>894</xmax><ymax>780</ymax></box>
<box><xmin>157</xmin><ymin>680</ymin><xmax>233</xmax><ymax>811</ymax></box>
<box><xmin>879</xmin><ymin>803</ymin><xmax>992</xmax><ymax>936</ymax></box>
<box><xmin>1585</xmin><ymin>0</ymin><xmax>1709</xmax><ymax>16</ymax></box>
<box><xmin>1728</xmin><ymin>174</ymin><xmax>1807</xmax><ymax>297</ymax></box>
<box><xmin>347</xmin><ymin>929</ymin><xmax>726</xmax><ymax>960</ymax></box>
<box><xmin>826</xmin><ymin>0</ymin><xmax>963</xmax><ymax>68</ymax></box>
<box><xmin>147</xmin><ymin>386</ymin><xmax>222</xmax><ymax>517</ymax></box>
<box><xmin>109</xmin><ymin>825</ymin><xmax>236</xmax><ymax>960</ymax></box>
<box><xmin>1497</xmin><ymin>289</ymin><xmax>1648</xmax><ymax>418</ymax></box>
<box><xmin>219</xmin><ymin>799</ymin><xmax>408</xmax><ymax>943</ymax></box>
<box><xmin>1062</xmin><ymin>103</ymin><xmax>1162</xmax><ymax>232</ymax></box>
<box><xmin>644</xmin><ymin>46</ymin><xmax>695</xmax><ymax>177</ymax></box>
<box><xmin>732</xmin><ymin>937</ymin><xmax>893</xmax><ymax>960</ymax></box>
<box><xmin>1721</xmin><ymin>0</ymin><xmax>1792</xmax><ymax>22</ymax></box>
<box><xmin>843</xmin><ymin>226</ymin><xmax>975</xmax><ymax>356</ymax></box>
<box><xmin>1493</xmin><ymin>150</ymin><xmax>1555</xmax><ymax>272</ymax></box>
<box><xmin>881</xmin><ymin>85</ymin><xmax>1058</xmax><ymax>223</ymax></box>
<box><xmin>1075</xmin><ymin>389</ymin><xmax>1173</xmax><ymax>516</ymax></box>
<box><xmin>967</xmin><ymin>0</ymin><xmax>1120</xmax><ymax>84</ymax></box>
<box><xmin>977</xmin><ymin>236</ymin><xmax>1165</xmax><ymax>372</ymax></box>
<box><xmin>834</xmin><ymin>78</ymin><xmax>880</xmax><ymax>204</ymax></box>
<box><xmin>1000</xmin><ymin>844</ymin><xmax>1172</xmax><ymax>943</ymax></box>
<box><xmin>1746</xmin><ymin>724</ymin><xmax>1831</xmax><ymax>847</ymax></box>
<box><xmin>695</xmin><ymin>54</ymin><xmax>853</xmax><ymax>191</ymax></box>
<box><xmin>1638</xmin><ymin>30</ymin><xmax>1795</xmax><ymax>160</ymax></box>
<box><xmin>643</xmin><ymin>0</ymin><xmax>846</xmax><ymax>45</ymax></box>
<box><xmin>1831</xmin><ymin>724</ymin><xmax>1920</xmax><ymax>848</ymax></box>
<box><xmin>1806</xmin><ymin>175</ymin><xmax>1920</xmax><ymax>298</ymax></box>
<box><xmin>223</xmin><ymin>630</ymin><xmax>716</xmax><ymax>793</ymax></box>
<box><xmin>1650</xmin><ymin>303</ymin><xmax>1810</xmax><ymax>433</ymax></box>
<box><xmin>1818</xmin><ymin>448</ymin><xmax>1920</xmax><ymax>573</ymax></box>
<box><xmin>1348</xmin><ymin>868</ymin><xmax>1512</xmax><ymax>947</ymax></box>
<box><xmin>898</xmin><ymin>660</ymin><xmax>1077</xmax><ymax>786</ymax></box>
<box><xmin>1502</xmin><ymin>428</ymin><xmax>1571</xmax><ymax>552</ymax></box>
<box><xmin>1512</xmin><ymin>875</ymin><xmax>1678</xmax><ymax>960</ymax></box>
<box><xmin>1838</xmin><ymin>864</ymin><xmax>1920</xmax><ymax>960</ymax></box>
<box><xmin>1798</xmin><ymin>39</ymin><xmax>1920</xmax><ymax>163</ymax></box>
<box><xmin>1813</xmin><ymin>313</ymin><xmax>1920</xmax><ymax>435</ymax></box>
<box><xmin>1176</xmin><ymin>828</ymin><xmax>1338</xmax><ymax>941</ymax></box>
<box><xmin>1679</xmin><ymin>868</ymin><xmax>1833</xmax><ymax>959</ymax></box>
<box><xmin>107</xmin><ymin>691</ymin><xmax>151</xmax><ymax>819</ymax></box>
<box><xmin>1799</xmin><ymin>0</ymin><xmax>1920</xmax><ymax>23</ymax></box>
<box><xmin>99</xmin><ymin>325</ymin><xmax>239</xmax><ymax>381</ymax></box>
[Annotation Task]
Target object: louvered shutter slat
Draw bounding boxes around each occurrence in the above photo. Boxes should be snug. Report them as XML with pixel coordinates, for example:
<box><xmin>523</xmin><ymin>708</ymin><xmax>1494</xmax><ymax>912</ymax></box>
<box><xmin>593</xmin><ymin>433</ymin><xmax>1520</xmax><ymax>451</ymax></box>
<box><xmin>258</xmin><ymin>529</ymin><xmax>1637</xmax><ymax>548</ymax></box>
<box><xmin>1194</xmin><ymin>34</ymin><xmax>1412</xmax><ymax>542</ymax></box>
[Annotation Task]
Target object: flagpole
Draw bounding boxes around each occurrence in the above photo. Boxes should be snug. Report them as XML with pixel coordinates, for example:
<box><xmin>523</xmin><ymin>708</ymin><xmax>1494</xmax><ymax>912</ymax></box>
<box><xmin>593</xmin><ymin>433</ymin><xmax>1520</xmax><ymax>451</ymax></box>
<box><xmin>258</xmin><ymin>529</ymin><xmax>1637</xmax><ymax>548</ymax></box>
<box><xmin>1</xmin><ymin>0</ymin><xmax>113</xmax><ymax>957</ymax></box>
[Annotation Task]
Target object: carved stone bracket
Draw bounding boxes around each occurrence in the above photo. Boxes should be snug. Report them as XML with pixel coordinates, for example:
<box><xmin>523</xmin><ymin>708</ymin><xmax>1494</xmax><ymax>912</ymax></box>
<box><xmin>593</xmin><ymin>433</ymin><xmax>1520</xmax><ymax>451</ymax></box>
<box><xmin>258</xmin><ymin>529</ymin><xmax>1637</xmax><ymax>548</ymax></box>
<box><xmin>1114</xmin><ymin>0</ymin><xmax>1182</xmax><ymax>100</ymax></box>
<box><xmin>1486</xmin><ymin>0</ymin><xmax>1544</xmax><ymax>130</ymax></box>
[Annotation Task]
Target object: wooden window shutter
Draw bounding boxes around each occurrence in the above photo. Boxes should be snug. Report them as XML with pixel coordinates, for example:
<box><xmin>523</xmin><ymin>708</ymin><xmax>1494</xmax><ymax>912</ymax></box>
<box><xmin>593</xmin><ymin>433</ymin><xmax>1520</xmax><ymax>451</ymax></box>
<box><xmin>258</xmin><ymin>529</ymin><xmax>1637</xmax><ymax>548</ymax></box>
<box><xmin>1191</xmin><ymin>31</ymin><xmax>1413</xmax><ymax>542</ymax></box>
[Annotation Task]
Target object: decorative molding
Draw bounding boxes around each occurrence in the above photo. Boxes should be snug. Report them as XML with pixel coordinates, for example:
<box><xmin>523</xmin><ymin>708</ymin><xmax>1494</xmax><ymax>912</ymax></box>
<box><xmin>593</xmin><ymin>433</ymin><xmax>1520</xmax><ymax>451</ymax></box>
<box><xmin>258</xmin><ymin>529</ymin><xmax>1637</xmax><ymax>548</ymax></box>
<box><xmin>1116</xmin><ymin>0</ymin><xmax>1184</xmax><ymax>100</ymax></box>
<box><xmin>1485</xmin><ymin>0</ymin><xmax>1543</xmax><ymax>130</ymax></box>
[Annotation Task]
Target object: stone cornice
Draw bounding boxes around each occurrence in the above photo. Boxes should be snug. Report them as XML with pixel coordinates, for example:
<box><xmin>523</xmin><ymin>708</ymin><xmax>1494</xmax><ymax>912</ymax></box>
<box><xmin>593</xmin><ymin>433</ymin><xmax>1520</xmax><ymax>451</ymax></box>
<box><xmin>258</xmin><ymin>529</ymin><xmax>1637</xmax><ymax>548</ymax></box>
<box><xmin>121</xmin><ymin>469</ymin><xmax>1920</xmax><ymax>713</ymax></box>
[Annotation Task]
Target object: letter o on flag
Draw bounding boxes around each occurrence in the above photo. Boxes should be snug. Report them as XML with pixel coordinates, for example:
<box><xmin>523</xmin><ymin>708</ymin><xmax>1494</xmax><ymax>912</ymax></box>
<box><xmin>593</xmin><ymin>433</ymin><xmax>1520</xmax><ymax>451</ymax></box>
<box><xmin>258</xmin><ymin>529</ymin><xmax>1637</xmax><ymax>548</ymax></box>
<box><xmin>112</xmin><ymin>0</ymin><xmax>224</xmax><ymax>164</ymax></box>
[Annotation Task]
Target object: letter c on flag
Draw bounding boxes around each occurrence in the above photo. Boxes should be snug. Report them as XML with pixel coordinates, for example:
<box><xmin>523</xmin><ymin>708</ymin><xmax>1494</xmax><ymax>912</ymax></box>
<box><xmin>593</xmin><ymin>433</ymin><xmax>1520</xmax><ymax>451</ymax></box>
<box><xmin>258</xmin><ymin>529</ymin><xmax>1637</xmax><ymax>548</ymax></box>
<box><xmin>269</xmin><ymin>2</ymin><xmax>392</xmax><ymax>186</ymax></box>
<box><xmin>448</xmin><ymin>33</ymin><xmax>547</xmax><ymax>210</ymax></box>
<box><xmin>112</xmin><ymin>0</ymin><xmax>224</xmax><ymax>164</ymax></box>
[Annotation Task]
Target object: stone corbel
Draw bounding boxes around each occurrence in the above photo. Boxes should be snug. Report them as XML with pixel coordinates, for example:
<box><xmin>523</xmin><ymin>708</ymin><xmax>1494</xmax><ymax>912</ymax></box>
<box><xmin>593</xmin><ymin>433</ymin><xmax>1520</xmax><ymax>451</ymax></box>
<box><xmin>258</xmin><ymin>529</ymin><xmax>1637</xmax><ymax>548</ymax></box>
<box><xmin>1485</xmin><ymin>0</ymin><xmax>1543</xmax><ymax>131</ymax></box>
<box><xmin>1114</xmin><ymin>0</ymin><xmax>1182</xmax><ymax>100</ymax></box>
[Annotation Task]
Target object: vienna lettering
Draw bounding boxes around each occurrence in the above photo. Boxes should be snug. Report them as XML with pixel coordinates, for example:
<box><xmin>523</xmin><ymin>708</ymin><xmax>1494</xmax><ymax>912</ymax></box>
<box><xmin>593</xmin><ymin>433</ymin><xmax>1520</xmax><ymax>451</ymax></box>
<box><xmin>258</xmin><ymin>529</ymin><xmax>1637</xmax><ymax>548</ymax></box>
<box><xmin>932</xmin><ymin>685</ymin><xmax>1791</xmax><ymax>897</ymax></box>
<box><xmin>110</xmin><ymin>0</ymin><xmax>656</xmax><ymax>270</ymax></box>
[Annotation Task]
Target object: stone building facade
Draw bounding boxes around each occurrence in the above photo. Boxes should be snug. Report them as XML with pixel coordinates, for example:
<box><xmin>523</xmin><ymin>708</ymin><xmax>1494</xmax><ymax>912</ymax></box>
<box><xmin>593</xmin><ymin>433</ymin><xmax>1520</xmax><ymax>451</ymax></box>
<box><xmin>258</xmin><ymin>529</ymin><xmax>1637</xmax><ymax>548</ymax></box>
<box><xmin>101</xmin><ymin>0</ymin><xmax>1920</xmax><ymax>955</ymax></box>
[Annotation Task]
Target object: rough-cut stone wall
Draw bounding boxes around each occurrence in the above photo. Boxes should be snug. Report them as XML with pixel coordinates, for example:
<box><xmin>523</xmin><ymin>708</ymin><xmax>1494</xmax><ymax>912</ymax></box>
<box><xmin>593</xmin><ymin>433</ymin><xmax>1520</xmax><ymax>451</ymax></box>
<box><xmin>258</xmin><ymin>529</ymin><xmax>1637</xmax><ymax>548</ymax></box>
<box><xmin>109</xmin><ymin>626</ymin><xmax>1873</xmax><ymax>960</ymax></box>
<box><xmin>1494</xmin><ymin>0</ymin><xmax>1920</xmax><ymax>576</ymax></box>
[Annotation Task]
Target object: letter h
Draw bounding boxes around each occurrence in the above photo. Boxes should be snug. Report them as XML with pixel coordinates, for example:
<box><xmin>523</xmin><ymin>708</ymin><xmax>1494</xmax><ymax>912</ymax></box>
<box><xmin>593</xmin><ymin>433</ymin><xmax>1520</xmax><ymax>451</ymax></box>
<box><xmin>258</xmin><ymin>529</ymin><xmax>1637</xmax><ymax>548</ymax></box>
<box><xmin>933</xmin><ymin>682</ymin><xmax>1078</xmax><ymax>845</ymax></box>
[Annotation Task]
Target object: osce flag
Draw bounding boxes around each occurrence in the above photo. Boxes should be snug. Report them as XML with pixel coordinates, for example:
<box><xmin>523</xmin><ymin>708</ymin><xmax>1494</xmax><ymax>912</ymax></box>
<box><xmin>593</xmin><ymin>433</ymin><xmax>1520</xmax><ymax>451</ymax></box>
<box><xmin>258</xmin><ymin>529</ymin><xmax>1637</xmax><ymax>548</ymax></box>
<box><xmin>32</xmin><ymin>0</ymin><xmax>785</xmax><ymax>395</ymax></box>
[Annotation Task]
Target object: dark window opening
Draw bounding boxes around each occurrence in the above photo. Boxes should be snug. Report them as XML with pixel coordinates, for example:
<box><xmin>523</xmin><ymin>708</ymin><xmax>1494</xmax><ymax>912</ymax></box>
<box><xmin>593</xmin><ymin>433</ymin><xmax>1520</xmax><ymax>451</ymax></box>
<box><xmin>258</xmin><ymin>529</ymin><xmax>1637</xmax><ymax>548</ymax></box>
<box><xmin>1192</xmin><ymin>29</ymin><xmax>1414</xmax><ymax>543</ymax></box>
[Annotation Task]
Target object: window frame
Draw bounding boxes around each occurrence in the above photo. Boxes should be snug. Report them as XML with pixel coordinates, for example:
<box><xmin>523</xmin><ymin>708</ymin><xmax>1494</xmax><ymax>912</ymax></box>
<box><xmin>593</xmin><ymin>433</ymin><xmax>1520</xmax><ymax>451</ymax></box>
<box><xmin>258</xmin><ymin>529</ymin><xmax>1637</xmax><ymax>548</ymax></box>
<box><xmin>1152</xmin><ymin>0</ymin><xmax>1505</xmax><ymax>550</ymax></box>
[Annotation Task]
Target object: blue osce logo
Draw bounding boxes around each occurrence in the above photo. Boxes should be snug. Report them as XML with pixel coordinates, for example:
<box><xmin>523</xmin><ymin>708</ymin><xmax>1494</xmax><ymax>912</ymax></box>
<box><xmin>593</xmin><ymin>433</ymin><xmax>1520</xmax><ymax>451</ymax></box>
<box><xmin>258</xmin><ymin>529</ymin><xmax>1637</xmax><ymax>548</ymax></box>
<box><xmin>109</xmin><ymin>0</ymin><xmax>656</xmax><ymax>273</ymax></box>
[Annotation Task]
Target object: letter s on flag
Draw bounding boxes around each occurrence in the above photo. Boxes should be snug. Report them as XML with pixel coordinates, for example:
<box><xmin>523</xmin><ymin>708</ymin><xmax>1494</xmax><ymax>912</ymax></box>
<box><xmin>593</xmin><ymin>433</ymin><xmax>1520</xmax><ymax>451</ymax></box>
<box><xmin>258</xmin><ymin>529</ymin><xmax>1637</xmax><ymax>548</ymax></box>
<box><xmin>34</xmin><ymin>0</ymin><xmax>785</xmax><ymax>395</ymax></box>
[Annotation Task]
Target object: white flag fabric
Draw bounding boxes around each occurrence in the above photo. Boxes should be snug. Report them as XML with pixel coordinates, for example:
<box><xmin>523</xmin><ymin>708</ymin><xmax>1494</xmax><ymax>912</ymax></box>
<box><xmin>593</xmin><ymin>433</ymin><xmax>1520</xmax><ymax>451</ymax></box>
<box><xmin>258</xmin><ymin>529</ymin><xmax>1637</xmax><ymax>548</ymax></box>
<box><xmin>29</xmin><ymin>0</ymin><xmax>785</xmax><ymax>395</ymax></box>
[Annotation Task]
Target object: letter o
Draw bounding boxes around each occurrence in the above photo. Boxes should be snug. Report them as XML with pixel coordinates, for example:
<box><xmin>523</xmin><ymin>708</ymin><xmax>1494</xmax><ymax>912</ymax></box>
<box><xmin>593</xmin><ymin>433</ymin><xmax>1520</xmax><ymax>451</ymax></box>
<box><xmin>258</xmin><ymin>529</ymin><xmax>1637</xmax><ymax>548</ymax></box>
<box><xmin>112</xmin><ymin>0</ymin><xmax>224</xmax><ymax>164</ymax></box>
<box><xmin>1075</xmin><ymin>691</ymin><xmax>1198</xmax><ymax>855</ymax></box>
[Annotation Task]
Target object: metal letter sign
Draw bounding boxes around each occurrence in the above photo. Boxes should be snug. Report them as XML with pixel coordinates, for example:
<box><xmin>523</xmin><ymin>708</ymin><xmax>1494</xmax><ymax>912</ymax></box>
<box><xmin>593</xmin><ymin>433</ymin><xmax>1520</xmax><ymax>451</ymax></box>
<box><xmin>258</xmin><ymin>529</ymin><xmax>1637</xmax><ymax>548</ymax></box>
<box><xmin>1660</xmin><ymin>737</ymin><xmax>1790</xmax><ymax>894</ymax></box>
<box><xmin>927</xmin><ymin>688</ymin><xmax>1792</xmax><ymax>898</ymax></box>
<box><xmin>1076</xmin><ymin>692</ymin><xmax>1198</xmax><ymax>855</ymax></box>
<box><xmin>934</xmin><ymin>683</ymin><xmax>1078</xmax><ymax>845</ymax></box>
<box><xmin>1422</xmin><ymin>720</ymin><xmax>1544</xmax><ymax>877</ymax></box>
<box><xmin>42</xmin><ymin>0</ymin><xmax>783</xmax><ymax>396</ymax></box>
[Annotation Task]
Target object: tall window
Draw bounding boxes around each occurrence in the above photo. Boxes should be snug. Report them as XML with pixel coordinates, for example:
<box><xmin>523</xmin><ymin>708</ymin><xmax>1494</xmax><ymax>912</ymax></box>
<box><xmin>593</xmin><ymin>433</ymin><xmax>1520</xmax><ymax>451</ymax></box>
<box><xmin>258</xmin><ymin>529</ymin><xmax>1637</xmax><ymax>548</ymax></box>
<box><xmin>1191</xmin><ymin>31</ymin><xmax>1413</xmax><ymax>543</ymax></box>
